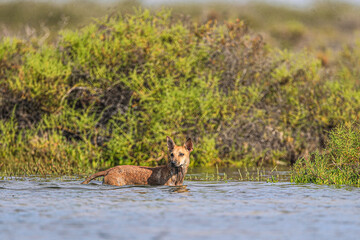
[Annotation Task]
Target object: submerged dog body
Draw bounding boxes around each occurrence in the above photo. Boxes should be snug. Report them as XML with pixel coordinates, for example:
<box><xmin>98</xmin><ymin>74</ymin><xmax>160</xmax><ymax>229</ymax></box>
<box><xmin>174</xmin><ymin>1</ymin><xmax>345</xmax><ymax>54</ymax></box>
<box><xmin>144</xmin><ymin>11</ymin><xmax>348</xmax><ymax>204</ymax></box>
<box><xmin>81</xmin><ymin>137</ymin><xmax>193</xmax><ymax>186</ymax></box>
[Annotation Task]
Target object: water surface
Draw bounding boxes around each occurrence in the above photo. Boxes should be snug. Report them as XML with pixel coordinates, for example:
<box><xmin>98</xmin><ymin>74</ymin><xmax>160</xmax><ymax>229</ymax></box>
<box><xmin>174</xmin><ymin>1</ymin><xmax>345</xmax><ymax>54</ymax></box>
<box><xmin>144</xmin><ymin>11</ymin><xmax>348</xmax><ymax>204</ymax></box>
<box><xmin>1</xmin><ymin>172</ymin><xmax>359</xmax><ymax>240</ymax></box>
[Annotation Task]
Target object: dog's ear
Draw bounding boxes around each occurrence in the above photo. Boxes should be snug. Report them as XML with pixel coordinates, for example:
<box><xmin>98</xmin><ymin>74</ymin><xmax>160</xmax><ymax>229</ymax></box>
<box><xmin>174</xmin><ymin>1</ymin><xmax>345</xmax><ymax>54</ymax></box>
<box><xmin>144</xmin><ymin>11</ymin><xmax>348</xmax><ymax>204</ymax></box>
<box><xmin>167</xmin><ymin>136</ymin><xmax>175</xmax><ymax>152</ymax></box>
<box><xmin>184</xmin><ymin>138</ymin><xmax>193</xmax><ymax>152</ymax></box>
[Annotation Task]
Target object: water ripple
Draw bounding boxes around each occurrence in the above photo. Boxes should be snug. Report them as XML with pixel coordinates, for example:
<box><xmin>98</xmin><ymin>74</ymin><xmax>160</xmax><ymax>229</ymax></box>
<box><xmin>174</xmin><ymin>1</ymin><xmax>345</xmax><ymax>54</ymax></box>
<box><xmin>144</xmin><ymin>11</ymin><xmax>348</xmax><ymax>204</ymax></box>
<box><xmin>0</xmin><ymin>177</ymin><xmax>359</xmax><ymax>240</ymax></box>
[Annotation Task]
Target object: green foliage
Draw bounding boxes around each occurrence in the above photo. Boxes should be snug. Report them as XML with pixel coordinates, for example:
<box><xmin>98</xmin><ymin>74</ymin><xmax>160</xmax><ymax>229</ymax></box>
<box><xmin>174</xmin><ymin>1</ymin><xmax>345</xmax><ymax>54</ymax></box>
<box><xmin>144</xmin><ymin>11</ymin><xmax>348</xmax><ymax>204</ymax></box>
<box><xmin>2</xmin><ymin>0</ymin><xmax>359</xmax><ymax>52</ymax></box>
<box><xmin>0</xmin><ymin>108</ymin><xmax>103</xmax><ymax>175</ymax></box>
<box><xmin>270</xmin><ymin>20</ymin><xmax>306</xmax><ymax>48</ymax></box>
<box><xmin>291</xmin><ymin>124</ymin><xmax>360</xmax><ymax>186</ymax></box>
<box><xmin>338</xmin><ymin>39</ymin><xmax>360</xmax><ymax>89</ymax></box>
<box><xmin>1</xmin><ymin>9</ymin><xmax>360</xmax><ymax>175</ymax></box>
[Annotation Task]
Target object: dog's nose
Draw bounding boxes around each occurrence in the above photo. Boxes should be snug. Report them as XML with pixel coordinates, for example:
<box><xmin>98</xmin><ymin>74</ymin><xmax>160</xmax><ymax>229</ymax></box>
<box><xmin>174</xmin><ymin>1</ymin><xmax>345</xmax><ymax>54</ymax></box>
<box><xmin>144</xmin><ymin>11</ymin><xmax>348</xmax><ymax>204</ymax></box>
<box><xmin>171</xmin><ymin>161</ymin><xmax>177</xmax><ymax>167</ymax></box>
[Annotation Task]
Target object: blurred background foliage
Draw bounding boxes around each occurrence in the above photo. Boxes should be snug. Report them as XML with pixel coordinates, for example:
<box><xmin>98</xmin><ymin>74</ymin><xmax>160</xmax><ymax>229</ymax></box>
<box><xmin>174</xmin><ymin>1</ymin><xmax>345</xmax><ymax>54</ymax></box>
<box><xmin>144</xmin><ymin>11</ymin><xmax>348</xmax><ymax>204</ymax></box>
<box><xmin>2</xmin><ymin>0</ymin><xmax>360</xmax><ymax>52</ymax></box>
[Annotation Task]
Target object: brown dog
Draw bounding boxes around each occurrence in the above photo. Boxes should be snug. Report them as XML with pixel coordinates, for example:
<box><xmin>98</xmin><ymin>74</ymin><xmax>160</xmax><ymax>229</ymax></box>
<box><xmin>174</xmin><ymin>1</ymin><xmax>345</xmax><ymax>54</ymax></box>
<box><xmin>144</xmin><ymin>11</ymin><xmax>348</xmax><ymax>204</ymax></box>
<box><xmin>81</xmin><ymin>137</ymin><xmax>193</xmax><ymax>186</ymax></box>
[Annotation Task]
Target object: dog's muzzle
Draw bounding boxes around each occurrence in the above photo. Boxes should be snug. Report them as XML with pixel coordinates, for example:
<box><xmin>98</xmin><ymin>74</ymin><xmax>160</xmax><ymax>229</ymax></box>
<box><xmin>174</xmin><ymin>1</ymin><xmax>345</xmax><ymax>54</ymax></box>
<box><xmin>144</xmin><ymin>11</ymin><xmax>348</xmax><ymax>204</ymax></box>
<box><xmin>171</xmin><ymin>161</ymin><xmax>182</xmax><ymax>168</ymax></box>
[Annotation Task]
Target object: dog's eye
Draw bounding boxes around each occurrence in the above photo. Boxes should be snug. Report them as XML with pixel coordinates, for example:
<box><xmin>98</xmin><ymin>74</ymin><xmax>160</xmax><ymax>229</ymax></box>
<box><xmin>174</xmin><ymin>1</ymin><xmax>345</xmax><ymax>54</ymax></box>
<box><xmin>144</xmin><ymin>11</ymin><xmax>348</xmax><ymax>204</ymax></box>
<box><xmin>179</xmin><ymin>152</ymin><xmax>184</xmax><ymax>156</ymax></box>
<box><xmin>170</xmin><ymin>153</ymin><xmax>174</xmax><ymax>157</ymax></box>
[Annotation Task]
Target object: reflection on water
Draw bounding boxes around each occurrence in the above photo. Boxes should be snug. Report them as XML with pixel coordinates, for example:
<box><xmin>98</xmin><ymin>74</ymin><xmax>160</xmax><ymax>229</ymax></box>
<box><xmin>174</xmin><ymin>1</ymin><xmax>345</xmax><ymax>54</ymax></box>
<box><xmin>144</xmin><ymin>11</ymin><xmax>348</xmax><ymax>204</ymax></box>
<box><xmin>187</xmin><ymin>166</ymin><xmax>291</xmax><ymax>182</ymax></box>
<box><xmin>0</xmin><ymin>173</ymin><xmax>360</xmax><ymax>240</ymax></box>
<box><xmin>170</xmin><ymin>185</ymin><xmax>189</xmax><ymax>193</ymax></box>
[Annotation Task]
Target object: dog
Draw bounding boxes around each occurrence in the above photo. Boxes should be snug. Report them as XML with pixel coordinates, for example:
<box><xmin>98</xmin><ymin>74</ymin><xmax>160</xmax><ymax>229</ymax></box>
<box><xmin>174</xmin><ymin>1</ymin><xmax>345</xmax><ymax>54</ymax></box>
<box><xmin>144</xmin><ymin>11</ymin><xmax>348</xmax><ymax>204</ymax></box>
<box><xmin>81</xmin><ymin>136</ymin><xmax>193</xmax><ymax>186</ymax></box>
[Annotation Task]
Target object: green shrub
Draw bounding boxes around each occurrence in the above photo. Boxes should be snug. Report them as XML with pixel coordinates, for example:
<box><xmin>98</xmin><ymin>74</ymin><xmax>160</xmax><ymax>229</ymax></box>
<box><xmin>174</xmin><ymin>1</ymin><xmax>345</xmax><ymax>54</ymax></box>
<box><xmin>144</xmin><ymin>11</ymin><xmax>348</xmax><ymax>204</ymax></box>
<box><xmin>270</xmin><ymin>20</ymin><xmax>306</xmax><ymax>48</ymax></box>
<box><xmin>1</xmin><ymin>9</ymin><xmax>360</xmax><ymax>175</ymax></box>
<box><xmin>291</xmin><ymin>124</ymin><xmax>360</xmax><ymax>186</ymax></box>
<box><xmin>338</xmin><ymin>39</ymin><xmax>360</xmax><ymax>89</ymax></box>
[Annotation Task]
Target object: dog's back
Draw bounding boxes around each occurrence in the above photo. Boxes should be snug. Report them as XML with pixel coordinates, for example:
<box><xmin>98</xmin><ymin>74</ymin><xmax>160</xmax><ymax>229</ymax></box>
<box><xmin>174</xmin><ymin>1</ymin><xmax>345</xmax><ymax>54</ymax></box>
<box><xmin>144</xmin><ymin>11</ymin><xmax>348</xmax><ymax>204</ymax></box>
<box><xmin>102</xmin><ymin>165</ymin><xmax>169</xmax><ymax>185</ymax></box>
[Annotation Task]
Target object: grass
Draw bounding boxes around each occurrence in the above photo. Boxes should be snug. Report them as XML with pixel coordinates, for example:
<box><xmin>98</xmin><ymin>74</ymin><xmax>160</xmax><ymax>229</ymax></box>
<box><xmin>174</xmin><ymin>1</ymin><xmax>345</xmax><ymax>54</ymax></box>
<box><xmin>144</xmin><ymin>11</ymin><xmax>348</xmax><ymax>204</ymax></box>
<box><xmin>291</xmin><ymin>124</ymin><xmax>360</xmax><ymax>186</ymax></box>
<box><xmin>1</xmin><ymin>7</ymin><xmax>360</xmax><ymax>180</ymax></box>
<box><xmin>0</xmin><ymin>166</ymin><xmax>285</xmax><ymax>183</ymax></box>
<box><xmin>186</xmin><ymin>166</ymin><xmax>286</xmax><ymax>183</ymax></box>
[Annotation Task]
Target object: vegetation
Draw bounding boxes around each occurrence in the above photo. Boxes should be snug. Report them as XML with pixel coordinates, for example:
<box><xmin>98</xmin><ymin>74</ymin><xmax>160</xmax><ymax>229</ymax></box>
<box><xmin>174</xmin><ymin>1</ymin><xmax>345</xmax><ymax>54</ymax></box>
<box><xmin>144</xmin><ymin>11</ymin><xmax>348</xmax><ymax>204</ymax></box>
<box><xmin>2</xmin><ymin>1</ymin><xmax>360</xmax><ymax>52</ymax></box>
<box><xmin>0</xmin><ymin>0</ymin><xmax>136</xmax><ymax>41</ymax></box>
<box><xmin>0</xmin><ymin>2</ymin><xmax>360</xmax><ymax>184</ymax></box>
<box><xmin>185</xmin><ymin>166</ymin><xmax>287</xmax><ymax>183</ymax></box>
<box><xmin>292</xmin><ymin>124</ymin><xmax>360</xmax><ymax>186</ymax></box>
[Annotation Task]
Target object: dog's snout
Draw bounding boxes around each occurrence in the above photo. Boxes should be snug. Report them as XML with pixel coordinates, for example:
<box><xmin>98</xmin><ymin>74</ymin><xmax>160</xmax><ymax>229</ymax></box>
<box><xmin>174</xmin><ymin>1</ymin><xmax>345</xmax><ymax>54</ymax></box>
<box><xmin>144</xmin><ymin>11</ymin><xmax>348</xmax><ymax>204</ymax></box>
<box><xmin>171</xmin><ymin>160</ymin><xmax>181</xmax><ymax>168</ymax></box>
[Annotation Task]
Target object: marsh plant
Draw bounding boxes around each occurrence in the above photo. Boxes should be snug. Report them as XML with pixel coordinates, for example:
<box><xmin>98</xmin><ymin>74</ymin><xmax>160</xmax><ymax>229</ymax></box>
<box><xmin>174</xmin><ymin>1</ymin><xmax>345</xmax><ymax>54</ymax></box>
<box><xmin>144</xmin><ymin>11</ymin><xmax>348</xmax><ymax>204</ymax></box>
<box><xmin>291</xmin><ymin>124</ymin><xmax>360</xmax><ymax>186</ymax></box>
<box><xmin>185</xmin><ymin>166</ymin><xmax>285</xmax><ymax>183</ymax></box>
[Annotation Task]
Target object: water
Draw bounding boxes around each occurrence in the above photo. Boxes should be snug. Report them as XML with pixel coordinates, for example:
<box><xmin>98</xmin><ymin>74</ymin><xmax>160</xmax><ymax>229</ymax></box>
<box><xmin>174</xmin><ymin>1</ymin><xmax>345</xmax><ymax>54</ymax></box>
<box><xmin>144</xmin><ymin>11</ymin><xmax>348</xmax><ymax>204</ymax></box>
<box><xmin>1</xmin><ymin>171</ymin><xmax>360</xmax><ymax>240</ymax></box>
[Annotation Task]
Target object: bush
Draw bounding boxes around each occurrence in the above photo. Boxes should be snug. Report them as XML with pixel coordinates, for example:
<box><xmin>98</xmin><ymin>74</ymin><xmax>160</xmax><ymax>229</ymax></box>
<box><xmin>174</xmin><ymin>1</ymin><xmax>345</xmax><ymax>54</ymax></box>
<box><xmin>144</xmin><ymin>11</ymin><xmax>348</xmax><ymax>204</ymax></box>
<box><xmin>291</xmin><ymin>124</ymin><xmax>360</xmax><ymax>186</ymax></box>
<box><xmin>1</xmin><ymin>9</ymin><xmax>360</xmax><ymax>175</ymax></box>
<box><xmin>270</xmin><ymin>20</ymin><xmax>306</xmax><ymax>48</ymax></box>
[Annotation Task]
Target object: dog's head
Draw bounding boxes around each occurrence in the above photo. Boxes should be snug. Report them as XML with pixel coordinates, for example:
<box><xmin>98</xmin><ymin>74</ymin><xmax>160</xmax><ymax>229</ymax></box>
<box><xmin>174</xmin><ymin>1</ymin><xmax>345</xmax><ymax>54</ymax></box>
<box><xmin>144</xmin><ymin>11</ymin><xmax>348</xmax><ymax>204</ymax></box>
<box><xmin>166</xmin><ymin>136</ymin><xmax>193</xmax><ymax>168</ymax></box>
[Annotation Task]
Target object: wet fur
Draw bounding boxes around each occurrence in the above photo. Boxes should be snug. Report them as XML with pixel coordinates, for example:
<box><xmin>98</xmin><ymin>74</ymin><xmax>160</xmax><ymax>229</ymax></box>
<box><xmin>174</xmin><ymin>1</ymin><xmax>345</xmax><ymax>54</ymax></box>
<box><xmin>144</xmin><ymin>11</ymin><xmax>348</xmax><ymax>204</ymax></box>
<box><xmin>81</xmin><ymin>137</ymin><xmax>193</xmax><ymax>186</ymax></box>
